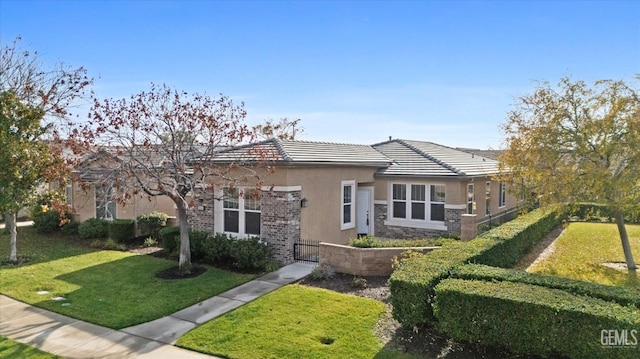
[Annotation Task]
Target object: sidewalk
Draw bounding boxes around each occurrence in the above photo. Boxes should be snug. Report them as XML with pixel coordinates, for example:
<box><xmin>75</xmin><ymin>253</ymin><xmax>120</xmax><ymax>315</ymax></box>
<box><xmin>0</xmin><ymin>262</ymin><xmax>315</xmax><ymax>358</ymax></box>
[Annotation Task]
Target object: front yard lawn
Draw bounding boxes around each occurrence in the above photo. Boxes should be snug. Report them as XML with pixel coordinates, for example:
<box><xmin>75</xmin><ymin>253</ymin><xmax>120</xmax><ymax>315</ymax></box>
<box><xmin>528</xmin><ymin>222</ymin><xmax>640</xmax><ymax>288</ymax></box>
<box><xmin>0</xmin><ymin>227</ymin><xmax>256</xmax><ymax>329</ymax></box>
<box><xmin>178</xmin><ymin>284</ymin><xmax>416</xmax><ymax>359</ymax></box>
<box><xmin>0</xmin><ymin>336</ymin><xmax>61</xmax><ymax>359</ymax></box>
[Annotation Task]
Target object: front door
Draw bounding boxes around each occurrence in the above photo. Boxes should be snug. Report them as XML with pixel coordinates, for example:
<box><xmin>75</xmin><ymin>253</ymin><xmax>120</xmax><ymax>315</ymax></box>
<box><xmin>357</xmin><ymin>187</ymin><xmax>373</xmax><ymax>236</ymax></box>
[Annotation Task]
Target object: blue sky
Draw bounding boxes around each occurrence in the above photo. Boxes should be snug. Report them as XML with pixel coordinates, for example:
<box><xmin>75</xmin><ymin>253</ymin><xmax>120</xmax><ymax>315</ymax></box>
<box><xmin>1</xmin><ymin>0</ymin><xmax>638</xmax><ymax>149</ymax></box>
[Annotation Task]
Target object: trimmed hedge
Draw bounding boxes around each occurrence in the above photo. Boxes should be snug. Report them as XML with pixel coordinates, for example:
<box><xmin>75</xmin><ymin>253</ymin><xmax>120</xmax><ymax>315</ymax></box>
<box><xmin>159</xmin><ymin>226</ymin><xmax>180</xmax><ymax>252</ymax></box>
<box><xmin>137</xmin><ymin>211</ymin><xmax>168</xmax><ymax>238</ymax></box>
<box><xmin>434</xmin><ymin>279</ymin><xmax>640</xmax><ymax>359</ymax></box>
<box><xmin>568</xmin><ymin>203</ymin><xmax>640</xmax><ymax>224</ymax></box>
<box><xmin>390</xmin><ymin>208</ymin><xmax>560</xmax><ymax>327</ymax></box>
<box><xmin>78</xmin><ymin>218</ymin><xmax>109</xmax><ymax>239</ymax></box>
<box><xmin>108</xmin><ymin>219</ymin><xmax>135</xmax><ymax>244</ymax></box>
<box><xmin>452</xmin><ymin>264</ymin><xmax>640</xmax><ymax>309</ymax></box>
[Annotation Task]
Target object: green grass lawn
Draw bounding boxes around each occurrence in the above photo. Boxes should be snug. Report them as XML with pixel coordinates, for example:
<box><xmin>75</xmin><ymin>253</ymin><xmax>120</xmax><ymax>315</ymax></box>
<box><xmin>178</xmin><ymin>284</ymin><xmax>416</xmax><ymax>359</ymax></box>
<box><xmin>0</xmin><ymin>336</ymin><xmax>61</xmax><ymax>359</ymax></box>
<box><xmin>528</xmin><ymin>222</ymin><xmax>640</xmax><ymax>288</ymax></box>
<box><xmin>0</xmin><ymin>226</ymin><xmax>256</xmax><ymax>329</ymax></box>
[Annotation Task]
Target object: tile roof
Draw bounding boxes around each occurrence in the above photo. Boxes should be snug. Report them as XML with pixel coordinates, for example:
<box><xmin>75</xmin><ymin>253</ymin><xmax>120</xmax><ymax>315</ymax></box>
<box><xmin>211</xmin><ymin>139</ymin><xmax>393</xmax><ymax>166</ymax></box>
<box><xmin>372</xmin><ymin>139</ymin><xmax>500</xmax><ymax>177</ymax></box>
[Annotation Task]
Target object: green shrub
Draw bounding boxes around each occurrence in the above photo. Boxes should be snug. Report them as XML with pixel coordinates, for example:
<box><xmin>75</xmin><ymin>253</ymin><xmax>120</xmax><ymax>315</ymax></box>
<box><xmin>32</xmin><ymin>209</ymin><xmax>72</xmax><ymax>234</ymax></box>
<box><xmin>389</xmin><ymin>208</ymin><xmax>561</xmax><ymax>327</ymax></box>
<box><xmin>188</xmin><ymin>230</ymin><xmax>210</xmax><ymax>260</ymax></box>
<box><xmin>350</xmin><ymin>235</ymin><xmax>379</xmax><ymax>248</ymax></box>
<box><xmin>102</xmin><ymin>238</ymin><xmax>126</xmax><ymax>251</ymax></box>
<box><xmin>452</xmin><ymin>263</ymin><xmax>640</xmax><ymax>309</ymax></box>
<box><xmin>471</xmin><ymin>208</ymin><xmax>561</xmax><ymax>268</ymax></box>
<box><xmin>309</xmin><ymin>264</ymin><xmax>336</xmax><ymax>281</ymax></box>
<box><xmin>78</xmin><ymin>218</ymin><xmax>109</xmax><ymax>239</ymax></box>
<box><xmin>567</xmin><ymin>203</ymin><xmax>640</xmax><ymax>224</ymax></box>
<box><xmin>434</xmin><ymin>279</ymin><xmax>640</xmax><ymax>359</ymax></box>
<box><xmin>137</xmin><ymin>211</ymin><xmax>169</xmax><ymax>238</ymax></box>
<box><xmin>389</xmin><ymin>238</ymin><xmax>494</xmax><ymax>327</ymax></box>
<box><xmin>159</xmin><ymin>226</ymin><xmax>180</xmax><ymax>252</ymax></box>
<box><xmin>143</xmin><ymin>237</ymin><xmax>158</xmax><ymax>247</ymax></box>
<box><xmin>108</xmin><ymin>219</ymin><xmax>135</xmax><ymax>243</ymax></box>
<box><xmin>230</xmin><ymin>237</ymin><xmax>272</xmax><ymax>272</ymax></box>
<box><xmin>201</xmin><ymin>233</ymin><xmax>233</xmax><ymax>264</ymax></box>
<box><xmin>61</xmin><ymin>221</ymin><xmax>80</xmax><ymax>236</ymax></box>
<box><xmin>350</xmin><ymin>235</ymin><xmax>450</xmax><ymax>248</ymax></box>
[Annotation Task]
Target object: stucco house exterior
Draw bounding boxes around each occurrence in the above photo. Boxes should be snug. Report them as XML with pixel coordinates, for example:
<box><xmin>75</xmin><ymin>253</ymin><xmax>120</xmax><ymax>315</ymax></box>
<box><xmin>188</xmin><ymin>138</ymin><xmax>519</xmax><ymax>264</ymax></box>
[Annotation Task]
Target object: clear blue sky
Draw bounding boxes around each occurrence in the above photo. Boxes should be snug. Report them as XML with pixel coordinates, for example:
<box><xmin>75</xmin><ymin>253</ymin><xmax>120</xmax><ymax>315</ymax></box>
<box><xmin>1</xmin><ymin>0</ymin><xmax>639</xmax><ymax>149</ymax></box>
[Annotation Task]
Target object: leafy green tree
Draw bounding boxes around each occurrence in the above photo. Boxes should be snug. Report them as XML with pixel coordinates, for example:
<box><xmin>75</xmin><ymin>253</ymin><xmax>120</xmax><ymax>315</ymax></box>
<box><xmin>500</xmin><ymin>77</ymin><xmax>639</xmax><ymax>270</ymax></box>
<box><xmin>0</xmin><ymin>91</ymin><xmax>52</xmax><ymax>262</ymax></box>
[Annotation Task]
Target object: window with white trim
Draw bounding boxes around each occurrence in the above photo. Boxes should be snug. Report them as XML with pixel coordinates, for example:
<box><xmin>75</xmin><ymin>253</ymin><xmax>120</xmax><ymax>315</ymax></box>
<box><xmin>467</xmin><ymin>183</ymin><xmax>475</xmax><ymax>214</ymax></box>
<box><xmin>96</xmin><ymin>184</ymin><xmax>116</xmax><ymax>220</ymax></box>
<box><xmin>341</xmin><ymin>180</ymin><xmax>355</xmax><ymax>230</ymax></box>
<box><xmin>65</xmin><ymin>183</ymin><xmax>73</xmax><ymax>205</ymax></box>
<box><xmin>499</xmin><ymin>182</ymin><xmax>507</xmax><ymax>208</ymax></box>
<box><xmin>485</xmin><ymin>181</ymin><xmax>491</xmax><ymax>215</ymax></box>
<box><xmin>390</xmin><ymin>183</ymin><xmax>446</xmax><ymax>223</ymax></box>
<box><xmin>223</xmin><ymin>187</ymin><xmax>261</xmax><ymax>236</ymax></box>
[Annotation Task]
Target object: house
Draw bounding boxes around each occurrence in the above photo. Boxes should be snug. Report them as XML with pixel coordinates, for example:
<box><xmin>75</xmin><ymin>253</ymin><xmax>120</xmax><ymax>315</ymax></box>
<box><xmin>63</xmin><ymin>148</ymin><xmax>177</xmax><ymax>223</ymax></box>
<box><xmin>189</xmin><ymin>138</ymin><xmax>519</xmax><ymax>264</ymax></box>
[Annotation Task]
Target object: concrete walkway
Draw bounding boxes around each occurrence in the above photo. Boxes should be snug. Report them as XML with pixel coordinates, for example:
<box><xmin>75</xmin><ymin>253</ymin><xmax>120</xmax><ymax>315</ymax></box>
<box><xmin>0</xmin><ymin>262</ymin><xmax>315</xmax><ymax>358</ymax></box>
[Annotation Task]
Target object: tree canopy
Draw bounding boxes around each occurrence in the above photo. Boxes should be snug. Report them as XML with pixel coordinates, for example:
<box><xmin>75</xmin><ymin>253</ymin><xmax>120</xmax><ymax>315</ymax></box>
<box><xmin>500</xmin><ymin>76</ymin><xmax>639</xmax><ymax>269</ymax></box>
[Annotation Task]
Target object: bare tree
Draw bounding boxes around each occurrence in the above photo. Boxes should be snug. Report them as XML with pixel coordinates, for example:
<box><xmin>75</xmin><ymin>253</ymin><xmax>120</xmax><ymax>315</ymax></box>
<box><xmin>83</xmin><ymin>83</ymin><xmax>274</xmax><ymax>273</ymax></box>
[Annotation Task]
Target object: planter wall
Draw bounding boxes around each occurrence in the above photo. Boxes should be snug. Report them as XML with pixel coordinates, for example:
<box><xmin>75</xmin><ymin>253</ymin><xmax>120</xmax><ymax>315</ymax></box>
<box><xmin>319</xmin><ymin>242</ymin><xmax>439</xmax><ymax>276</ymax></box>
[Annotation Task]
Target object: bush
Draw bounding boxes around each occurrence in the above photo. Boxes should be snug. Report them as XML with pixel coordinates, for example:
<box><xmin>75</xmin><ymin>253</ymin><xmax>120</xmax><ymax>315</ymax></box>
<box><xmin>201</xmin><ymin>233</ymin><xmax>233</xmax><ymax>264</ymax></box>
<box><xmin>188</xmin><ymin>230</ymin><xmax>210</xmax><ymax>260</ymax></box>
<box><xmin>137</xmin><ymin>211</ymin><xmax>169</xmax><ymax>238</ymax></box>
<box><xmin>389</xmin><ymin>207</ymin><xmax>561</xmax><ymax>327</ymax></box>
<box><xmin>350</xmin><ymin>235</ymin><xmax>450</xmax><ymax>248</ymax></box>
<box><xmin>102</xmin><ymin>238</ymin><xmax>126</xmax><ymax>251</ymax></box>
<box><xmin>434</xmin><ymin>279</ymin><xmax>640</xmax><ymax>359</ymax></box>
<box><xmin>143</xmin><ymin>237</ymin><xmax>158</xmax><ymax>247</ymax></box>
<box><xmin>309</xmin><ymin>264</ymin><xmax>336</xmax><ymax>281</ymax></box>
<box><xmin>230</xmin><ymin>237</ymin><xmax>272</xmax><ymax>272</ymax></box>
<box><xmin>452</xmin><ymin>263</ymin><xmax>640</xmax><ymax>309</ymax></box>
<box><xmin>78</xmin><ymin>218</ymin><xmax>109</xmax><ymax>239</ymax></box>
<box><xmin>108</xmin><ymin>219</ymin><xmax>135</xmax><ymax>243</ymax></box>
<box><xmin>567</xmin><ymin>203</ymin><xmax>640</xmax><ymax>224</ymax></box>
<box><xmin>61</xmin><ymin>221</ymin><xmax>80</xmax><ymax>236</ymax></box>
<box><xmin>159</xmin><ymin>226</ymin><xmax>180</xmax><ymax>252</ymax></box>
<box><xmin>32</xmin><ymin>209</ymin><xmax>72</xmax><ymax>234</ymax></box>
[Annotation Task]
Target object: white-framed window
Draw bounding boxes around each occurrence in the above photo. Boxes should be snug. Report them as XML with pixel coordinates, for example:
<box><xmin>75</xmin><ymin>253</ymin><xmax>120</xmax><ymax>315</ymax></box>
<box><xmin>467</xmin><ymin>183</ymin><xmax>475</xmax><ymax>214</ymax></box>
<box><xmin>499</xmin><ymin>182</ymin><xmax>507</xmax><ymax>208</ymax></box>
<box><xmin>65</xmin><ymin>183</ymin><xmax>73</xmax><ymax>205</ymax></box>
<box><xmin>223</xmin><ymin>187</ymin><xmax>261</xmax><ymax>236</ymax></box>
<box><xmin>341</xmin><ymin>180</ymin><xmax>355</xmax><ymax>230</ymax></box>
<box><xmin>96</xmin><ymin>184</ymin><xmax>116</xmax><ymax>220</ymax></box>
<box><xmin>388</xmin><ymin>183</ymin><xmax>446</xmax><ymax>227</ymax></box>
<box><xmin>485</xmin><ymin>181</ymin><xmax>491</xmax><ymax>215</ymax></box>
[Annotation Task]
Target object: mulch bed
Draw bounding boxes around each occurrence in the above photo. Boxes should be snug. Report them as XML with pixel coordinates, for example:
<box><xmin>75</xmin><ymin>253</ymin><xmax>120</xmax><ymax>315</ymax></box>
<box><xmin>155</xmin><ymin>265</ymin><xmax>208</xmax><ymax>279</ymax></box>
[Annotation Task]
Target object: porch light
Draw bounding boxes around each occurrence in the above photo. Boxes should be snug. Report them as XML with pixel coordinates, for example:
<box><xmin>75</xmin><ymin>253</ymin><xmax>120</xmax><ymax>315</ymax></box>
<box><xmin>300</xmin><ymin>198</ymin><xmax>309</xmax><ymax>208</ymax></box>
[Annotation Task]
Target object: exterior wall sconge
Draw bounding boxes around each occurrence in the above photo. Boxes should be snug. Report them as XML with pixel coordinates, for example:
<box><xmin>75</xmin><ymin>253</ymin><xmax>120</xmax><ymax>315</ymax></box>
<box><xmin>300</xmin><ymin>198</ymin><xmax>308</xmax><ymax>208</ymax></box>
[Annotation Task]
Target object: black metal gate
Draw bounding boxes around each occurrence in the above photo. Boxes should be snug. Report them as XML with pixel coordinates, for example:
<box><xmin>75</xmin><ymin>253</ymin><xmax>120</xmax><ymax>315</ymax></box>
<box><xmin>294</xmin><ymin>239</ymin><xmax>319</xmax><ymax>263</ymax></box>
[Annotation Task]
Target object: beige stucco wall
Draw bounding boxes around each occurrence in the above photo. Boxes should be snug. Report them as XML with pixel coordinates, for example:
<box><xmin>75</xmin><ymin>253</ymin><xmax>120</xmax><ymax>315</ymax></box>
<box><xmin>70</xmin><ymin>182</ymin><xmax>176</xmax><ymax>222</ymax></box>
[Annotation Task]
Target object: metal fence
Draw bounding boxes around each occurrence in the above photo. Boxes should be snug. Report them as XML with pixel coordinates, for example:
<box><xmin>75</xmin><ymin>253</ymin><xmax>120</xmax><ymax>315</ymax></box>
<box><xmin>477</xmin><ymin>207</ymin><xmax>520</xmax><ymax>235</ymax></box>
<box><xmin>294</xmin><ymin>239</ymin><xmax>319</xmax><ymax>263</ymax></box>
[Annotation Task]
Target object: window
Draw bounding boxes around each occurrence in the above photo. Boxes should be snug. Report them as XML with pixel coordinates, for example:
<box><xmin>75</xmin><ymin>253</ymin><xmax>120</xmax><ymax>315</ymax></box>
<box><xmin>65</xmin><ymin>183</ymin><xmax>73</xmax><ymax>205</ymax></box>
<box><xmin>341</xmin><ymin>180</ymin><xmax>355</xmax><ymax>230</ymax></box>
<box><xmin>430</xmin><ymin>185</ymin><xmax>445</xmax><ymax>221</ymax></box>
<box><xmin>223</xmin><ymin>187</ymin><xmax>261</xmax><ymax>236</ymax></box>
<box><xmin>499</xmin><ymin>182</ymin><xmax>507</xmax><ymax>208</ymax></box>
<box><xmin>485</xmin><ymin>181</ymin><xmax>491</xmax><ymax>215</ymax></box>
<box><xmin>96</xmin><ymin>184</ymin><xmax>116</xmax><ymax>220</ymax></box>
<box><xmin>390</xmin><ymin>183</ymin><xmax>445</xmax><ymax>222</ymax></box>
<box><xmin>467</xmin><ymin>183</ymin><xmax>475</xmax><ymax>214</ymax></box>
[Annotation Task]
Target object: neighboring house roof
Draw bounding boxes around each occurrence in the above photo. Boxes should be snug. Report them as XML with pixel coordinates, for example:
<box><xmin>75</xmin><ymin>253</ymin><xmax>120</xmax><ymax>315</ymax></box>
<box><xmin>211</xmin><ymin>139</ymin><xmax>393</xmax><ymax>167</ymax></box>
<box><xmin>456</xmin><ymin>147</ymin><xmax>504</xmax><ymax>161</ymax></box>
<box><xmin>372</xmin><ymin>139</ymin><xmax>500</xmax><ymax>177</ymax></box>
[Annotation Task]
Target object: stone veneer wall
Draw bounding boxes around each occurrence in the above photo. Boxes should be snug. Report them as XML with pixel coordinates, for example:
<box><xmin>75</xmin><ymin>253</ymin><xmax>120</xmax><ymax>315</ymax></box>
<box><xmin>188</xmin><ymin>191</ymin><xmax>216</xmax><ymax>232</ymax></box>
<box><xmin>261</xmin><ymin>189</ymin><xmax>301</xmax><ymax>265</ymax></box>
<box><xmin>445</xmin><ymin>208</ymin><xmax>464</xmax><ymax>235</ymax></box>
<box><xmin>374</xmin><ymin>203</ymin><xmax>458</xmax><ymax>239</ymax></box>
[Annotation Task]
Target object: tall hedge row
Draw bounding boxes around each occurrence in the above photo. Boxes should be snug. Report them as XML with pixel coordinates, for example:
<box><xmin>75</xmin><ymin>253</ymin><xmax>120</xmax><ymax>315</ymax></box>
<box><xmin>434</xmin><ymin>279</ymin><xmax>640</xmax><ymax>359</ymax></box>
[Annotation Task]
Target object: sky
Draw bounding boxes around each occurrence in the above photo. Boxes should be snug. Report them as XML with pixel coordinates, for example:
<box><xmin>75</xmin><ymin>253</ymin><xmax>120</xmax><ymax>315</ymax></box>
<box><xmin>1</xmin><ymin>0</ymin><xmax>639</xmax><ymax>149</ymax></box>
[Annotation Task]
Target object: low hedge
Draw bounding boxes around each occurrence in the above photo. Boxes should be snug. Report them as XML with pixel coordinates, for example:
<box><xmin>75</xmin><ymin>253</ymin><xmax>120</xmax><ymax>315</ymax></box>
<box><xmin>390</xmin><ymin>208</ymin><xmax>560</xmax><ymax>327</ymax></box>
<box><xmin>137</xmin><ymin>211</ymin><xmax>168</xmax><ymax>238</ymax></box>
<box><xmin>159</xmin><ymin>226</ymin><xmax>180</xmax><ymax>252</ymax></box>
<box><xmin>78</xmin><ymin>218</ymin><xmax>109</xmax><ymax>239</ymax></box>
<box><xmin>388</xmin><ymin>238</ymin><xmax>495</xmax><ymax>327</ymax></box>
<box><xmin>452</xmin><ymin>264</ymin><xmax>640</xmax><ymax>309</ymax></box>
<box><xmin>108</xmin><ymin>219</ymin><xmax>135</xmax><ymax>244</ymax></box>
<box><xmin>434</xmin><ymin>279</ymin><xmax>640</xmax><ymax>359</ymax></box>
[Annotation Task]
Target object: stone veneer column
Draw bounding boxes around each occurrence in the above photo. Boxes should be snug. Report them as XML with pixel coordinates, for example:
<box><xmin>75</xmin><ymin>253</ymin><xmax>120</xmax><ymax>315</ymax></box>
<box><xmin>187</xmin><ymin>191</ymin><xmax>216</xmax><ymax>232</ymax></box>
<box><xmin>261</xmin><ymin>187</ymin><xmax>301</xmax><ymax>265</ymax></box>
<box><xmin>445</xmin><ymin>207</ymin><xmax>465</xmax><ymax>236</ymax></box>
<box><xmin>460</xmin><ymin>214</ymin><xmax>477</xmax><ymax>241</ymax></box>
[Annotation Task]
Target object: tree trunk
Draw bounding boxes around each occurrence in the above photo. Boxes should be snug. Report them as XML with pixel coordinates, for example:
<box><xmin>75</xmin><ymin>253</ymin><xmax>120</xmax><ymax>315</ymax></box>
<box><xmin>7</xmin><ymin>212</ymin><xmax>18</xmax><ymax>263</ymax></box>
<box><xmin>613</xmin><ymin>210</ymin><xmax>637</xmax><ymax>271</ymax></box>
<box><xmin>176</xmin><ymin>203</ymin><xmax>192</xmax><ymax>274</ymax></box>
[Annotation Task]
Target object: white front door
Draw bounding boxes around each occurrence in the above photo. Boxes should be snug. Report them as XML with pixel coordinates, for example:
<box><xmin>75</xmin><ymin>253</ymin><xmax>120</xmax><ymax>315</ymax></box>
<box><xmin>357</xmin><ymin>187</ymin><xmax>373</xmax><ymax>236</ymax></box>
